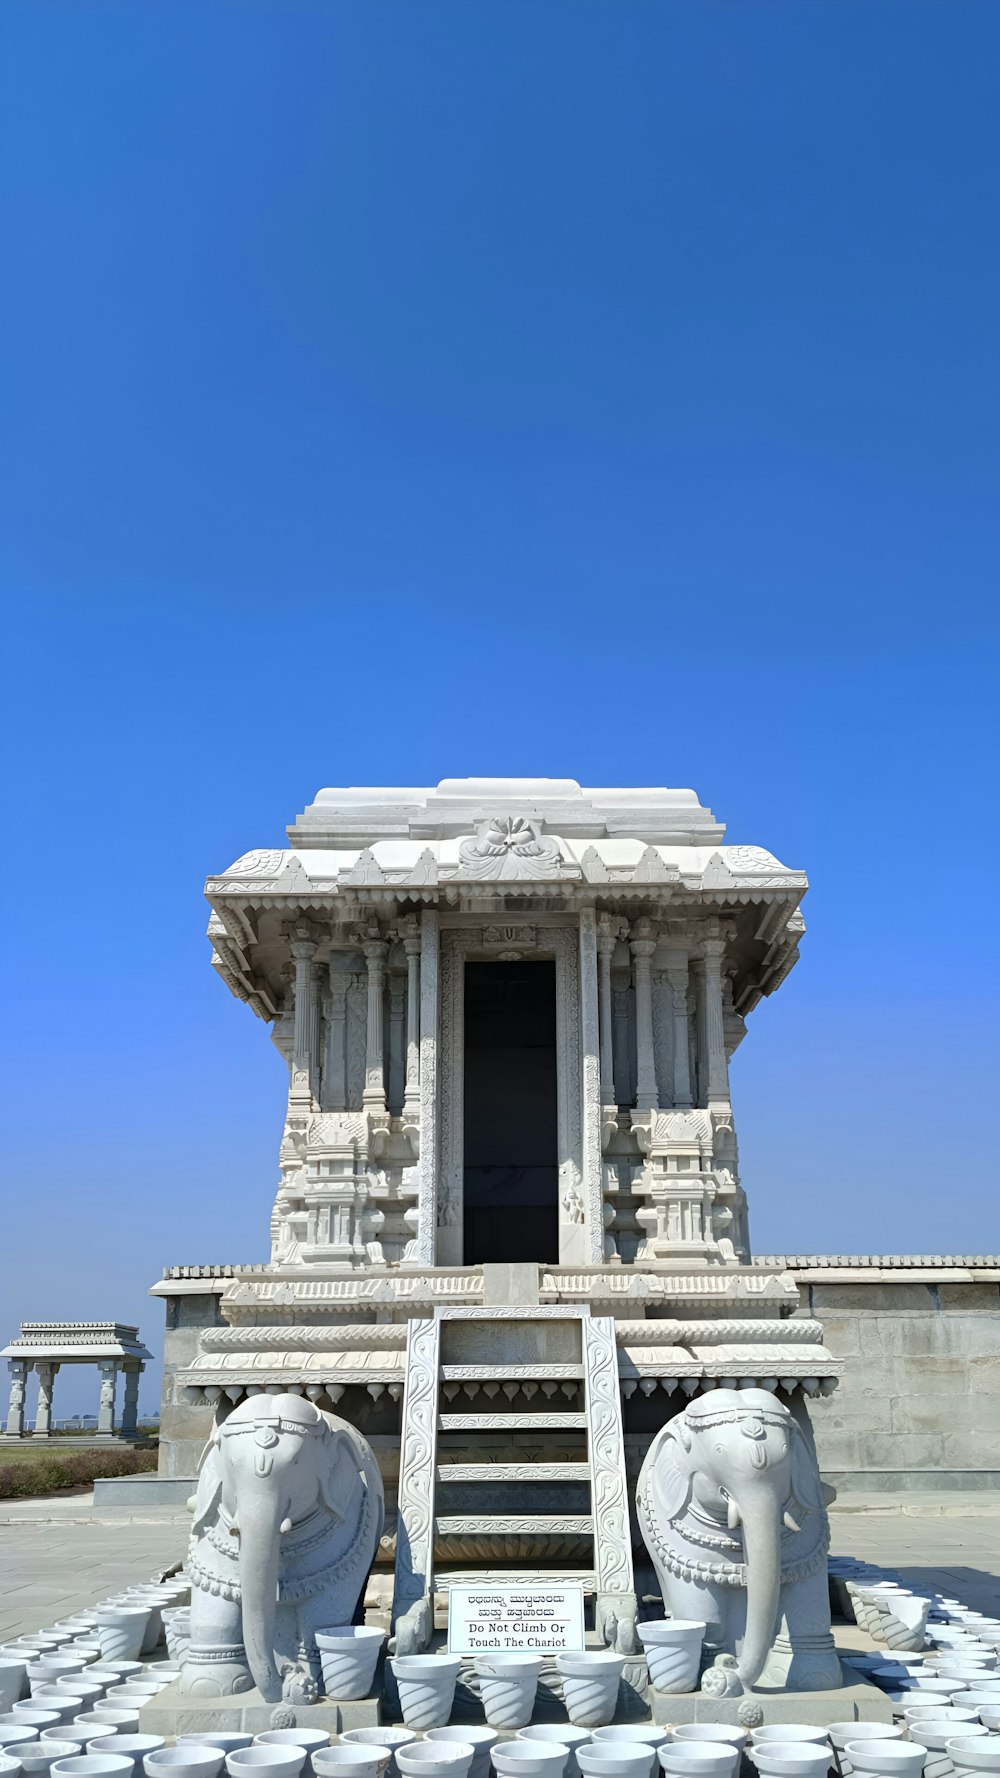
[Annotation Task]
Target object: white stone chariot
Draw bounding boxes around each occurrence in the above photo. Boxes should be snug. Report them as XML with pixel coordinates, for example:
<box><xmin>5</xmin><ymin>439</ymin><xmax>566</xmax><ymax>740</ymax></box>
<box><xmin>165</xmin><ymin>778</ymin><xmax>838</xmax><ymax>1666</ymax></box>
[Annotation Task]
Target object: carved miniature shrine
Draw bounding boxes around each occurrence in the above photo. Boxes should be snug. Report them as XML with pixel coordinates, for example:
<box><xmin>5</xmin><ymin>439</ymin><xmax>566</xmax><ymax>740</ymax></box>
<box><xmin>161</xmin><ymin>776</ymin><xmax>851</xmax><ymax>1717</ymax></box>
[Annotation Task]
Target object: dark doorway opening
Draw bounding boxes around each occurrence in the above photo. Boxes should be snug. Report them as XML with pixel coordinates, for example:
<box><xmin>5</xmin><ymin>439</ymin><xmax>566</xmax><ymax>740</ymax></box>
<box><xmin>463</xmin><ymin>960</ymin><xmax>559</xmax><ymax>1265</ymax></box>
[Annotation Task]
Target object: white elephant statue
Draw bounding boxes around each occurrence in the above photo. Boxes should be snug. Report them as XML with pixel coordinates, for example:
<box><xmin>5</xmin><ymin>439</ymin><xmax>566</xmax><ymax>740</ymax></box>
<box><xmin>181</xmin><ymin>1393</ymin><xmax>384</xmax><ymax>1703</ymax></box>
<box><xmin>636</xmin><ymin>1388</ymin><xmax>841</xmax><ymax>1695</ymax></box>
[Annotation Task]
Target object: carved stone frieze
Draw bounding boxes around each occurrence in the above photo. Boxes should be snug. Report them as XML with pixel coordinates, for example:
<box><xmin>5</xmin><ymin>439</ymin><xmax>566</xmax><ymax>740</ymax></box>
<box><xmin>583</xmin><ymin>1317</ymin><xmax>635</xmax><ymax>1599</ymax></box>
<box><xmin>392</xmin><ymin>1318</ymin><xmax>440</xmax><ymax>1628</ymax></box>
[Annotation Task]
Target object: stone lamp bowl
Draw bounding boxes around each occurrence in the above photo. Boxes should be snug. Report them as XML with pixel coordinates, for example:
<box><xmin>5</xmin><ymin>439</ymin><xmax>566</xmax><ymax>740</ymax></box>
<box><xmin>750</xmin><ymin>1733</ymin><xmax>829</xmax><ymax>1749</ymax></box>
<box><xmin>473</xmin><ymin>1653</ymin><xmax>543</xmax><ymax>1732</ymax></box>
<box><xmin>86</xmin><ymin>1741</ymin><xmax>165</xmax><ymax>1778</ymax></box>
<box><xmin>224</xmin><ymin>1752</ymin><xmax>308</xmax><ymax>1778</ymax></box>
<box><xmin>0</xmin><ymin>1758</ymin><xmax>21</xmax><ymax>1778</ymax></box>
<box><xmin>670</xmin><ymin>1729</ymin><xmax>748</xmax><ymax>1751</ymax></box>
<box><xmin>747</xmin><ymin>1752</ymin><xmax>832</xmax><ymax>1778</ymax></box>
<box><xmin>178</xmin><ymin>1746</ymin><xmax>253</xmax><ymax>1760</ymax></box>
<box><xmin>592</xmin><ymin>1731</ymin><xmax>669</xmax><ymax>1750</ymax></box>
<box><xmin>945</xmin><ymin>1739</ymin><xmax>1000</xmax><ymax>1778</ymax></box>
<box><xmin>555</xmin><ymin>1652</ymin><xmax>625</xmax><ymax>1730</ymax></box>
<box><xmin>255</xmin><ymin>1733</ymin><xmax>330</xmax><ymax>1778</ymax></box>
<box><xmin>659</xmin><ymin>1745</ymin><xmax>737</xmax><ymax>1778</ymax></box>
<box><xmin>517</xmin><ymin>1728</ymin><xmax>590</xmax><ymax>1778</ymax></box>
<box><xmin>839</xmin><ymin>1749</ymin><xmax>927</xmax><ymax>1778</ymax></box>
<box><xmin>389</xmin><ymin>1657</ymin><xmax>463</xmax><ymax>1732</ymax></box>
<box><xmin>826</xmin><ymin>1725</ymin><xmax>902</xmax><ymax>1778</ymax></box>
<box><xmin>83</xmin><ymin>1712</ymin><xmax>141</xmax><ymax>1736</ymax></box>
<box><xmin>492</xmin><ymin>1744</ymin><xmax>571</xmax><ymax>1778</ymax></box>
<box><xmin>339</xmin><ymin>1731</ymin><xmax>415</xmax><ymax>1778</ymax></box>
<box><xmin>904</xmin><ymin>1713</ymin><xmax>979</xmax><ymax>1731</ymax></box>
<box><xmin>395</xmin><ymin>1742</ymin><xmax>475</xmax><ymax>1778</ymax></box>
<box><xmin>144</xmin><ymin>1750</ymin><xmax>229</xmax><ymax>1778</ymax></box>
<box><xmin>312</xmin><ymin>1752</ymin><xmax>390</xmax><ymax>1778</ymax></box>
<box><xmin>0</xmin><ymin>1728</ymin><xmax>40</xmax><ymax>1751</ymax></box>
<box><xmin>50</xmin><ymin>1760</ymin><xmax>136</xmax><ymax>1778</ymax></box>
<box><xmin>426</xmin><ymin>1727</ymin><xmax>497</xmax><ymax>1778</ymax></box>
<box><xmin>20</xmin><ymin>1743</ymin><xmax>87</xmax><ymax>1776</ymax></box>
<box><xmin>10</xmin><ymin>1717</ymin><xmax>61</xmax><ymax>1736</ymax></box>
<box><xmin>314</xmin><ymin>1628</ymin><xmax>385</xmax><ymax>1703</ymax></box>
<box><xmin>39</xmin><ymin>1736</ymin><xmax>82</xmax><ymax>1754</ymax></box>
<box><xmin>578</xmin><ymin>1744</ymin><xmax>657</xmax><ymax>1778</ymax></box>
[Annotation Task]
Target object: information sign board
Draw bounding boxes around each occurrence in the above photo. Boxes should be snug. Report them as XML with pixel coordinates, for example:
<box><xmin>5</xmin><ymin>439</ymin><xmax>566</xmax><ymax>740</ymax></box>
<box><xmin>447</xmin><ymin>1583</ymin><xmax>586</xmax><ymax>1654</ymax></box>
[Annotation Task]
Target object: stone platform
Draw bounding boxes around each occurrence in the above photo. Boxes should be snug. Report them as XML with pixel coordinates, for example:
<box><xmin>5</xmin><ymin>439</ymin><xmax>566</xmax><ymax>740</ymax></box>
<box><xmin>140</xmin><ymin>1683</ymin><xmax>383</xmax><ymax>1737</ymax></box>
<box><xmin>649</xmin><ymin>1677</ymin><xmax>892</xmax><ymax>1728</ymax></box>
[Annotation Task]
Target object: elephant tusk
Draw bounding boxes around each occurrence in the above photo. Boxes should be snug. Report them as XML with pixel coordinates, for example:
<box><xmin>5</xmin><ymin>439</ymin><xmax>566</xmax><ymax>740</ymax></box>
<box><xmin>783</xmin><ymin>1508</ymin><xmax>801</xmax><ymax>1533</ymax></box>
<box><xmin>279</xmin><ymin>1517</ymin><xmax>293</xmax><ymax>1535</ymax></box>
<box><xmin>726</xmin><ymin>1497</ymin><xmax>742</xmax><ymax>1530</ymax></box>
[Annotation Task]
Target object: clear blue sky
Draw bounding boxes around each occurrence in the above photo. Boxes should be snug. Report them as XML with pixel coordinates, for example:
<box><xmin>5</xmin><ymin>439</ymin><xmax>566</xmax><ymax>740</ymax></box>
<box><xmin>2</xmin><ymin>1</ymin><xmax>998</xmax><ymax>1417</ymax></box>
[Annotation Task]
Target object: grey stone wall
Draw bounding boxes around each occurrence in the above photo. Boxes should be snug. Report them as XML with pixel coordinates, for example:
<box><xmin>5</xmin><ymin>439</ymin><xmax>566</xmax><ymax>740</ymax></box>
<box><xmin>785</xmin><ymin>1265</ymin><xmax>1000</xmax><ymax>1489</ymax></box>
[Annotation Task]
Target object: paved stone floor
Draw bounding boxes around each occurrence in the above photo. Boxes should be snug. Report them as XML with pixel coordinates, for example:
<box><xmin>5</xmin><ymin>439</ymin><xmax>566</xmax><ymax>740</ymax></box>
<box><xmin>2</xmin><ymin>1489</ymin><xmax>1000</xmax><ymax>1641</ymax></box>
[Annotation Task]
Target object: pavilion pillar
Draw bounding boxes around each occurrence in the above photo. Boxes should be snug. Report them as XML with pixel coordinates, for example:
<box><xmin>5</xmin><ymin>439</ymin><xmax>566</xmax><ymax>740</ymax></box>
<box><xmin>323</xmin><ymin>965</ymin><xmax>349</xmax><ymax>1111</ymax></box>
<box><xmin>402</xmin><ymin>929</ymin><xmax>421</xmax><ymax>1122</ymax></box>
<box><xmin>630</xmin><ymin>921</ymin><xmax>658</xmax><ymax>1113</ymax></box>
<box><xmin>96</xmin><ymin>1361</ymin><xmax>118</xmax><ymax>1437</ymax></box>
<box><xmin>5</xmin><ymin>1361</ymin><xmax>28</xmax><ymax>1437</ymax></box>
<box><xmin>578</xmin><ymin>905</ymin><xmax>604</xmax><ymax>1263</ymax></box>
<box><xmin>596</xmin><ymin>920</ymin><xmax>617</xmax><ymax>1107</ymax></box>
<box><xmin>411</xmin><ymin>909</ymin><xmax>440</xmax><ymax>1265</ymax></box>
<box><xmin>702</xmin><ymin>931</ymin><xmax>731</xmax><ymax>1106</ymax></box>
<box><xmin>362</xmin><ymin>940</ymin><xmax>388</xmax><ymax>1112</ymax></box>
<box><xmin>289</xmin><ymin>930</ymin><xmax>319</xmax><ymax>1108</ymax></box>
<box><xmin>666</xmin><ymin>951</ymin><xmax>693</xmax><ymax>1110</ymax></box>
<box><xmin>34</xmin><ymin>1362</ymin><xmax>58</xmax><ymax>1438</ymax></box>
<box><xmin>120</xmin><ymin>1364</ymin><xmax>143</xmax><ymax>1438</ymax></box>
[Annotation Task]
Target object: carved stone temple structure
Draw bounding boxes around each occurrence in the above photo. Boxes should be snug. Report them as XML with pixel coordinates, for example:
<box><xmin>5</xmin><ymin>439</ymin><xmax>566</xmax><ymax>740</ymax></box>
<box><xmin>156</xmin><ymin>778</ymin><xmax>838</xmax><ymax>1645</ymax></box>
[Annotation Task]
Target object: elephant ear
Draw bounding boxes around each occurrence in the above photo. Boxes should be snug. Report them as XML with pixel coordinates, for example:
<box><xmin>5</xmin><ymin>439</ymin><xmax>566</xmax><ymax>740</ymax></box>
<box><xmin>653</xmin><ymin>1420</ymin><xmax>693</xmax><ymax>1523</ymax></box>
<box><xmin>317</xmin><ymin>1428</ymin><xmax>360</xmax><ymax>1524</ymax></box>
<box><xmin>190</xmin><ymin>1427</ymin><xmax>224</xmax><ymax>1534</ymax></box>
<box><xmin>788</xmin><ymin>1420</ymin><xmax>826</xmax><ymax>1520</ymax></box>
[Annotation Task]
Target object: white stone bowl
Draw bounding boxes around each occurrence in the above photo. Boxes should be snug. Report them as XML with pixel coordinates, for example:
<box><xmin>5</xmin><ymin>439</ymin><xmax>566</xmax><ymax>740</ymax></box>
<box><xmin>86</xmin><ymin>1741</ymin><xmax>165</xmax><ymax>1777</ymax></box>
<box><xmin>554</xmin><ymin>1651</ymin><xmax>624</xmax><ymax>1730</ymax></box>
<box><xmin>516</xmin><ymin>1728</ymin><xmax>588</xmax><ymax>1778</ymax></box>
<box><xmin>474</xmin><ymin>1653</ymin><xmax>543</xmax><ymax>1732</ymax></box>
<box><xmin>144</xmin><ymin>1751</ymin><xmax>228</xmax><ymax>1778</ymax></box>
<box><xmin>945</xmin><ymin>1739</ymin><xmax>1000</xmax><ymax>1778</ymax></box>
<box><xmin>389</xmin><ymin>1657</ymin><xmax>462</xmax><ymax>1732</ymax></box>
<box><xmin>592</xmin><ymin>1733</ymin><xmax>668</xmax><ymax>1750</ymax></box>
<box><xmin>0</xmin><ymin>1758</ymin><xmax>21</xmax><ymax>1778</ymax></box>
<box><xmin>30</xmin><ymin>1700</ymin><xmax>83</xmax><ymax>1729</ymax></box>
<box><xmin>11</xmin><ymin>1715</ymin><xmax>61</xmax><ymax>1735</ymax></box>
<box><xmin>637</xmin><ymin>1621</ymin><xmax>706</xmax><ymax>1697</ymax></box>
<box><xmin>255</xmin><ymin>1734</ymin><xmax>330</xmax><ymax>1778</ymax></box>
<box><xmin>0</xmin><ymin>1728</ymin><xmax>40</xmax><ymax>1751</ymax></box>
<box><xmin>312</xmin><ymin>1751</ymin><xmax>391</xmax><ymax>1778</ymax></box>
<box><xmin>659</xmin><ymin>1746</ymin><xmax>737</xmax><ymax>1778</ymax></box>
<box><xmin>395</xmin><ymin>1743</ymin><xmax>475</xmax><ymax>1778</ymax></box>
<box><xmin>750</xmin><ymin>1734</ymin><xmax>829</xmax><ymax>1749</ymax></box>
<box><xmin>747</xmin><ymin>1753</ymin><xmax>832</xmax><ymax>1778</ymax></box>
<box><xmin>826</xmin><ymin>1725</ymin><xmax>902</xmax><ymax>1778</ymax></box>
<box><xmin>178</xmin><ymin>1743</ymin><xmax>253</xmax><ymax>1757</ymax></box>
<box><xmin>426</xmin><ymin>1727</ymin><xmax>496</xmax><ymax>1778</ymax></box>
<box><xmin>225</xmin><ymin>1752</ymin><xmax>307</xmax><ymax>1778</ymax></box>
<box><xmin>840</xmin><ymin>1748</ymin><xmax>927</xmax><ymax>1778</ymax></box>
<box><xmin>50</xmin><ymin>1760</ymin><xmax>136</xmax><ymax>1778</ymax></box>
<box><xmin>493</xmin><ymin>1744</ymin><xmax>570</xmax><ymax>1778</ymax></box>
<box><xmin>314</xmin><ymin>1629</ymin><xmax>385</xmax><ymax>1704</ymax></box>
<box><xmin>904</xmin><ymin>1714</ymin><xmax>978</xmax><ymax>1732</ymax></box>
<box><xmin>39</xmin><ymin>1736</ymin><xmax>82</xmax><ymax>1753</ymax></box>
<box><xmin>84</xmin><ymin>1714</ymin><xmax>140</xmax><ymax>1737</ymax></box>
<box><xmin>339</xmin><ymin>1729</ymin><xmax>415</xmax><ymax>1778</ymax></box>
<box><xmin>20</xmin><ymin>1742</ymin><xmax>85</xmax><ymax>1775</ymax></box>
<box><xmin>579</xmin><ymin>1745</ymin><xmax>656</xmax><ymax>1778</ymax></box>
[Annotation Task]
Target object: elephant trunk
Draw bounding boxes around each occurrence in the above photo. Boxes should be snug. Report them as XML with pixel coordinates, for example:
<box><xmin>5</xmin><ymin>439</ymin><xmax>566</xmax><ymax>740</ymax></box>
<box><xmin>736</xmin><ymin>1492</ymin><xmax>783</xmax><ymax>1690</ymax></box>
<box><xmin>238</xmin><ymin>1490</ymin><xmax>286</xmax><ymax>1702</ymax></box>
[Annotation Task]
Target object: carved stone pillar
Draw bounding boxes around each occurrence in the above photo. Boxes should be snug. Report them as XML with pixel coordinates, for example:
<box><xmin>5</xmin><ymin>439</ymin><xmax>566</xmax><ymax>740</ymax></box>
<box><xmin>323</xmin><ymin>965</ymin><xmax>349</xmax><ymax>1111</ymax></box>
<box><xmin>289</xmin><ymin>931</ymin><xmax>319</xmax><ymax>1108</ymax></box>
<box><xmin>96</xmin><ymin>1360</ymin><xmax>118</xmax><ymax>1437</ymax></box>
<box><xmin>120</xmin><ymin>1365</ymin><xmax>143</xmax><ymax>1438</ymax></box>
<box><xmin>389</xmin><ymin>973</ymin><xmax>405</xmax><ymax>1115</ymax></box>
<box><xmin>362</xmin><ymin>940</ymin><xmax>388</xmax><ymax>1112</ymax></box>
<box><xmin>702</xmin><ymin>932</ymin><xmax>730</xmax><ymax>1105</ymax></box>
<box><xmin>596</xmin><ymin>920</ymin><xmax>617</xmax><ymax>1107</ymax></box>
<box><xmin>665</xmin><ymin>952</ymin><xmax>693</xmax><ymax>1110</ymax></box>
<box><xmin>5</xmin><ymin>1360</ymin><xmax>27</xmax><ymax>1437</ymax></box>
<box><xmin>403</xmin><ymin>930</ymin><xmax>421</xmax><ymax>1122</ymax></box>
<box><xmin>577</xmin><ymin>905</ymin><xmax>604</xmax><ymax>1264</ymax></box>
<box><xmin>410</xmin><ymin>909</ymin><xmax>440</xmax><ymax>1265</ymax></box>
<box><xmin>630</xmin><ymin>922</ymin><xmax>658</xmax><ymax>1113</ymax></box>
<box><xmin>34</xmin><ymin>1362</ymin><xmax>58</xmax><ymax>1438</ymax></box>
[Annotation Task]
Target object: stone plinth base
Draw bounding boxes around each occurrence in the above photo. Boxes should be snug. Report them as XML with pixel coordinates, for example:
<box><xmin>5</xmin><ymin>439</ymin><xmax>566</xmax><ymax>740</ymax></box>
<box><xmin>140</xmin><ymin>1683</ymin><xmax>383</xmax><ymax>1738</ymax></box>
<box><xmin>649</xmin><ymin>1677</ymin><xmax>892</xmax><ymax>1728</ymax></box>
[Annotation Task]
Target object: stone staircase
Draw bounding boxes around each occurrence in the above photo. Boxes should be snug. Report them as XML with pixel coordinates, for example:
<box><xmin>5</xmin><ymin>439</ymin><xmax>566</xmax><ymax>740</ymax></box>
<box><xmin>390</xmin><ymin>1307</ymin><xmax>637</xmax><ymax>1650</ymax></box>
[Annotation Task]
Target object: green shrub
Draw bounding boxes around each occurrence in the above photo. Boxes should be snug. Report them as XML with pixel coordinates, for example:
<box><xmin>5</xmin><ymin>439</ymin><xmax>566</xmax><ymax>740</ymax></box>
<box><xmin>0</xmin><ymin>1446</ymin><xmax>158</xmax><ymax>1499</ymax></box>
